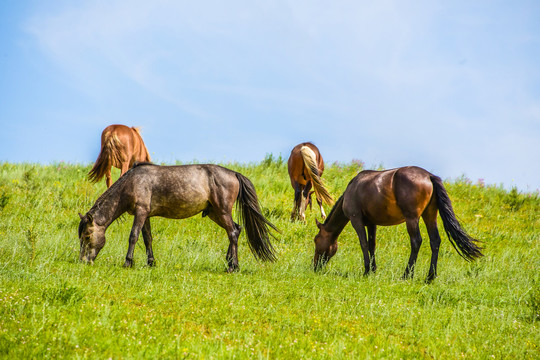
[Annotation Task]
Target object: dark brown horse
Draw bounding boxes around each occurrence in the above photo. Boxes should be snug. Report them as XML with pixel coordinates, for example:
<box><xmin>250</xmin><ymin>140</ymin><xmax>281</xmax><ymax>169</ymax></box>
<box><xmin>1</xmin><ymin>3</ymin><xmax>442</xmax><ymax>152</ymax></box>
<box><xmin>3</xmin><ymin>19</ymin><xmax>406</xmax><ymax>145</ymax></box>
<box><xmin>313</xmin><ymin>166</ymin><xmax>483</xmax><ymax>282</ymax></box>
<box><xmin>79</xmin><ymin>163</ymin><xmax>278</xmax><ymax>272</ymax></box>
<box><xmin>288</xmin><ymin>142</ymin><xmax>334</xmax><ymax>221</ymax></box>
<box><xmin>88</xmin><ymin>124</ymin><xmax>151</xmax><ymax>188</ymax></box>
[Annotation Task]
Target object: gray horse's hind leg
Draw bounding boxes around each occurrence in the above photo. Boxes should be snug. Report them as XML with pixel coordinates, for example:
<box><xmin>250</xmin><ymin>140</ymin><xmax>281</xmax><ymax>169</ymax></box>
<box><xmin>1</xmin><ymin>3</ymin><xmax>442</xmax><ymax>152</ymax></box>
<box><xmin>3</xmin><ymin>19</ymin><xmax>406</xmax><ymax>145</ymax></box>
<box><xmin>141</xmin><ymin>219</ymin><xmax>155</xmax><ymax>266</ymax></box>
<box><xmin>207</xmin><ymin>211</ymin><xmax>242</xmax><ymax>272</ymax></box>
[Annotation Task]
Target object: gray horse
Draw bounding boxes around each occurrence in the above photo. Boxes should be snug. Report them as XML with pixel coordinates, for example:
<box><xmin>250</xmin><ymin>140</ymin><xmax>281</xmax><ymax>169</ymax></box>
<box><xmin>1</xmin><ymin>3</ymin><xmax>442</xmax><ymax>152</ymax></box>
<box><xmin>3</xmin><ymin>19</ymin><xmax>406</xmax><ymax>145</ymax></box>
<box><xmin>79</xmin><ymin>163</ymin><xmax>278</xmax><ymax>272</ymax></box>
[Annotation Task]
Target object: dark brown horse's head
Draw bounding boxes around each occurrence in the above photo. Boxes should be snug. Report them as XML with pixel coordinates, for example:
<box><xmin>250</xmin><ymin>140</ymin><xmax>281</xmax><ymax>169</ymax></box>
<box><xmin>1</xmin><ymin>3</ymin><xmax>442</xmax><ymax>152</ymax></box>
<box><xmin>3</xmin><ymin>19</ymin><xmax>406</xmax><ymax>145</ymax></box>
<box><xmin>78</xmin><ymin>213</ymin><xmax>106</xmax><ymax>263</ymax></box>
<box><xmin>313</xmin><ymin>219</ymin><xmax>338</xmax><ymax>270</ymax></box>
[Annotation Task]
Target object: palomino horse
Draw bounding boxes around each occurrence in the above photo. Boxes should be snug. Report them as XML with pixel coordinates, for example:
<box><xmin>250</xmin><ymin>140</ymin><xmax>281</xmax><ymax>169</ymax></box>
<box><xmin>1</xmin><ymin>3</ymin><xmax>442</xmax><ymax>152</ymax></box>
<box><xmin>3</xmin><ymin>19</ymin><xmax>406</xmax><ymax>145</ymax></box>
<box><xmin>288</xmin><ymin>142</ymin><xmax>334</xmax><ymax>221</ymax></box>
<box><xmin>88</xmin><ymin>124</ymin><xmax>151</xmax><ymax>188</ymax></box>
<box><xmin>79</xmin><ymin>163</ymin><xmax>278</xmax><ymax>272</ymax></box>
<box><xmin>313</xmin><ymin>166</ymin><xmax>483</xmax><ymax>282</ymax></box>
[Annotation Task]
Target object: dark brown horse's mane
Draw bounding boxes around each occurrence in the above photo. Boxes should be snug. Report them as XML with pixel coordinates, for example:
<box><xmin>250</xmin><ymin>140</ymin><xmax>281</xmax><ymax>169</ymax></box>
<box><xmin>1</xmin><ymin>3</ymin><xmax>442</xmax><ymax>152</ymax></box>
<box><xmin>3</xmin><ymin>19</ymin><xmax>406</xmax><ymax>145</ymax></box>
<box><xmin>132</xmin><ymin>161</ymin><xmax>154</xmax><ymax>168</ymax></box>
<box><xmin>323</xmin><ymin>193</ymin><xmax>345</xmax><ymax>226</ymax></box>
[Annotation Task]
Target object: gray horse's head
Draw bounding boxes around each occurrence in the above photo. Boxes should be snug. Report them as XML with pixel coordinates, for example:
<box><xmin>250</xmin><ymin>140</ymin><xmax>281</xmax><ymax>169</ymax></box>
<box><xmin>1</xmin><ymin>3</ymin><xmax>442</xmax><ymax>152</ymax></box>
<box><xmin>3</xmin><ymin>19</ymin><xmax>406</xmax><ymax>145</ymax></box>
<box><xmin>78</xmin><ymin>213</ymin><xmax>106</xmax><ymax>263</ymax></box>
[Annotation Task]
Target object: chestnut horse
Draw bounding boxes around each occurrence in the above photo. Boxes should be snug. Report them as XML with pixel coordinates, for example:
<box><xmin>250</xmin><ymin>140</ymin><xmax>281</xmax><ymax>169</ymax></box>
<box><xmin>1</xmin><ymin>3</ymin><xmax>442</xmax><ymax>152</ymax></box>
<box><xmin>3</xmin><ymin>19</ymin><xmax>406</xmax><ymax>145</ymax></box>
<box><xmin>88</xmin><ymin>124</ymin><xmax>151</xmax><ymax>188</ymax></box>
<box><xmin>288</xmin><ymin>143</ymin><xmax>334</xmax><ymax>221</ymax></box>
<box><xmin>79</xmin><ymin>163</ymin><xmax>278</xmax><ymax>272</ymax></box>
<box><xmin>313</xmin><ymin>166</ymin><xmax>483</xmax><ymax>282</ymax></box>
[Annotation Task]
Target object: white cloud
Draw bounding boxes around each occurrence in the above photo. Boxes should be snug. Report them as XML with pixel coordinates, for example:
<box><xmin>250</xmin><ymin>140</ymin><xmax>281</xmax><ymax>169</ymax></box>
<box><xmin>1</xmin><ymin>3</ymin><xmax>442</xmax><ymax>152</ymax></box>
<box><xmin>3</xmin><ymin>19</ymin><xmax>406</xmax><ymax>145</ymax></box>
<box><xmin>18</xmin><ymin>0</ymin><xmax>540</xmax><ymax>190</ymax></box>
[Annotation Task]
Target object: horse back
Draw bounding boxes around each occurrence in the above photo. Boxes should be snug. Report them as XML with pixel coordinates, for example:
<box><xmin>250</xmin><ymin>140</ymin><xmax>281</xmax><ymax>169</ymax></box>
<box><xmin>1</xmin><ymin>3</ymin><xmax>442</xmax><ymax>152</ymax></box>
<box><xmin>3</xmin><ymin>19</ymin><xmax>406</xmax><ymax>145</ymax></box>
<box><xmin>122</xmin><ymin>164</ymin><xmax>238</xmax><ymax>219</ymax></box>
<box><xmin>344</xmin><ymin>166</ymin><xmax>434</xmax><ymax>225</ymax></box>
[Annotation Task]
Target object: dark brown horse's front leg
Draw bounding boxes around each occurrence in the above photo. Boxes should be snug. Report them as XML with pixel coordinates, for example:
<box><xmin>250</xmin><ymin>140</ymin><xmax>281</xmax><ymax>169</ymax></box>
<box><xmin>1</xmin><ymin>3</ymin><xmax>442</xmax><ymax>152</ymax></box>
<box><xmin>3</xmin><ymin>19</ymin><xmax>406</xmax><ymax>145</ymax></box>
<box><xmin>124</xmin><ymin>211</ymin><xmax>148</xmax><ymax>268</ymax></box>
<box><xmin>350</xmin><ymin>217</ymin><xmax>371</xmax><ymax>276</ymax></box>
<box><xmin>141</xmin><ymin>219</ymin><xmax>155</xmax><ymax>266</ymax></box>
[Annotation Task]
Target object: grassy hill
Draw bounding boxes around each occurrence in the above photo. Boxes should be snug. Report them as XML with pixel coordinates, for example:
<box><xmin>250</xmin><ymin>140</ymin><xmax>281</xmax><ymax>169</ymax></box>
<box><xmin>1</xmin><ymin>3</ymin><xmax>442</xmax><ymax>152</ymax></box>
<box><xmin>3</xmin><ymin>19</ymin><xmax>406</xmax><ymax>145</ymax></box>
<box><xmin>0</xmin><ymin>158</ymin><xmax>538</xmax><ymax>359</ymax></box>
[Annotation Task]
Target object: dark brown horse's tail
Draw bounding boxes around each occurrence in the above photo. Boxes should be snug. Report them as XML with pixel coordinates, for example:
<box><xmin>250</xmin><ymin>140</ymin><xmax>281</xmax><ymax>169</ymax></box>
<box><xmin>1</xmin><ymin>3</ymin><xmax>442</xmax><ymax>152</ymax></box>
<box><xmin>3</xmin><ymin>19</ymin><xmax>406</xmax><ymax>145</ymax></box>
<box><xmin>235</xmin><ymin>173</ymin><xmax>278</xmax><ymax>262</ymax></box>
<box><xmin>431</xmin><ymin>175</ymin><xmax>483</xmax><ymax>261</ymax></box>
<box><xmin>300</xmin><ymin>146</ymin><xmax>334</xmax><ymax>205</ymax></box>
<box><xmin>88</xmin><ymin>132</ymin><xmax>125</xmax><ymax>183</ymax></box>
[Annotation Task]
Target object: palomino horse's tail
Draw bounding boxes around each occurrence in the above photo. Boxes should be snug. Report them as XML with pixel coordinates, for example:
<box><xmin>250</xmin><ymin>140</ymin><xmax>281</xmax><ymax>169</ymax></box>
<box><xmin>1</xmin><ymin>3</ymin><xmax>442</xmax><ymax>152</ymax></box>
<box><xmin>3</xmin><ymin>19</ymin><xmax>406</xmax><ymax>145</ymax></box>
<box><xmin>88</xmin><ymin>132</ymin><xmax>125</xmax><ymax>183</ymax></box>
<box><xmin>235</xmin><ymin>173</ymin><xmax>278</xmax><ymax>262</ymax></box>
<box><xmin>430</xmin><ymin>175</ymin><xmax>483</xmax><ymax>261</ymax></box>
<box><xmin>132</xmin><ymin>127</ymin><xmax>151</xmax><ymax>162</ymax></box>
<box><xmin>300</xmin><ymin>146</ymin><xmax>334</xmax><ymax>205</ymax></box>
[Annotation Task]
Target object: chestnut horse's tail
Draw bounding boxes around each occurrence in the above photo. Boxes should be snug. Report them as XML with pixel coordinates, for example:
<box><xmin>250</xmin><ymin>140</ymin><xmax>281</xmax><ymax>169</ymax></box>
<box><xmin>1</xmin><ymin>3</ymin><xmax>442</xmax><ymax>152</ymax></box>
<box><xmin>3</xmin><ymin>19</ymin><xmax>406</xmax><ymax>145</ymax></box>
<box><xmin>88</xmin><ymin>132</ymin><xmax>125</xmax><ymax>183</ymax></box>
<box><xmin>430</xmin><ymin>175</ymin><xmax>483</xmax><ymax>261</ymax></box>
<box><xmin>235</xmin><ymin>172</ymin><xmax>278</xmax><ymax>262</ymax></box>
<box><xmin>300</xmin><ymin>146</ymin><xmax>334</xmax><ymax>205</ymax></box>
<box><xmin>132</xmin><ymin>127</ymin><xmax>151</xmax><ymax>162</ymax></box>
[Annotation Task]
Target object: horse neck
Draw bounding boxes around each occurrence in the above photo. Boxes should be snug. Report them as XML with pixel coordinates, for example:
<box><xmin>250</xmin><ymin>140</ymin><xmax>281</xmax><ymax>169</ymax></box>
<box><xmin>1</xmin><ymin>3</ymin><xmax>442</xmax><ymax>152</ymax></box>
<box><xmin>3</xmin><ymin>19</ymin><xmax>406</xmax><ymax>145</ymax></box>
<box><xmin>323</xmin><ymin>195</ymin><xmax>349</xmax><ymax>236</ymax></box>
<box><xmin>89</xmin><ymin>186</ymin><xmax>126</xmax><ymax>229</ymax></box>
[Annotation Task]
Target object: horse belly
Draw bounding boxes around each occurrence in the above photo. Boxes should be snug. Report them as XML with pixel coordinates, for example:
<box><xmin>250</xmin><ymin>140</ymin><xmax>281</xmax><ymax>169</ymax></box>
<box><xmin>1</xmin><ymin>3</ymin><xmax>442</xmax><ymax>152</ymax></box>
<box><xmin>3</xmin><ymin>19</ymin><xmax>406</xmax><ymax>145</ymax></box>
<box><xmin>364</xmin><ymin>201</ymin><xmax>405</xmax><ymax>226</ymax></box>
<box><xmin>149</xmin><ymin>189</ymin><xmax>210</xmax><ymax>219</ymax></box>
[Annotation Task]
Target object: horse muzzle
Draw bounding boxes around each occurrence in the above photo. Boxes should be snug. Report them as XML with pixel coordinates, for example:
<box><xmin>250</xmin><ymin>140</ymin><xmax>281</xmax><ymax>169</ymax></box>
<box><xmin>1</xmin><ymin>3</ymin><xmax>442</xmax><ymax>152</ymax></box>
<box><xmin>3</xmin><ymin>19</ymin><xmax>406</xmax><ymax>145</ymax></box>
<box><xmin>79</xmin><ymin>249</ymin><xmax>96</xmax><ymax>264</ymax></box>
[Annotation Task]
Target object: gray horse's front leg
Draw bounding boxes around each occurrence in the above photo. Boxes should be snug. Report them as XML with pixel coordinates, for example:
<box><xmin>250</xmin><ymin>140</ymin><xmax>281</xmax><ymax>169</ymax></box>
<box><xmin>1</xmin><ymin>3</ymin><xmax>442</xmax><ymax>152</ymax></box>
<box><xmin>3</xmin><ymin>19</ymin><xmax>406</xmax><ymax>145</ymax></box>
<box><xmin>124</xmin><ymin>212</ymin><xmax>147</xmax><ymax>267</ymax></box>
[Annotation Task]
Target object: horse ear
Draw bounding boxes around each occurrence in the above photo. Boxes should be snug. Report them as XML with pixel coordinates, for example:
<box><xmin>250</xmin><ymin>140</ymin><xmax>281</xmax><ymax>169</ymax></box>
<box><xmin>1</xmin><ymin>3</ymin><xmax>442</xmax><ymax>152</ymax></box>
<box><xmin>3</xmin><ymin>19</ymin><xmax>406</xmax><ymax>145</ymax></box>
<box><xmin>87</xmin><ymin>213</ymin><xmax>93</xmax><ymax>223</ymax></box>
<box><xmin>78</xmin><ymin>213</ymin><xmax>84</xmax><ymax>220</ymax></box>
<box><xmin>315</xmin><ymin>219</ymin><xmax>322</xmax><ymax>229</ymax></box>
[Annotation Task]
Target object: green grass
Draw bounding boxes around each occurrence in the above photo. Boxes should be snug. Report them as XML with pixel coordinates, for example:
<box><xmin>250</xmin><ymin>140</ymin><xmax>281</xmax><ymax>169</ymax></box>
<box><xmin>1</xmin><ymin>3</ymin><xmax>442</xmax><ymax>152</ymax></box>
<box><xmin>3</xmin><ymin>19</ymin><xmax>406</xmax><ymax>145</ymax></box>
<box><xmin>0</xmin><ymin>158</ymin><xmax>539</xmax><ymax>359</ymax></box>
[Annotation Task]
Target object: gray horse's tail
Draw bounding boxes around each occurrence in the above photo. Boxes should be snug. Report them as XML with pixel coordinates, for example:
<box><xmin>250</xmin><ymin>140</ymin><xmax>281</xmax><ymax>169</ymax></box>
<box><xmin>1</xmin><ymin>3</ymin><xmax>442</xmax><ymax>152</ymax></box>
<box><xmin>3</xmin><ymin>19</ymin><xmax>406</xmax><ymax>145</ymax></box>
<box><xmin>431</xmin><ymin>175</ymin><xmax>483</xmax><ymax>261</ymax></box>
<box><xmin>235</xmin><ymin>173</ymin><xmax>278</xmax><ymax>262</ymax></box>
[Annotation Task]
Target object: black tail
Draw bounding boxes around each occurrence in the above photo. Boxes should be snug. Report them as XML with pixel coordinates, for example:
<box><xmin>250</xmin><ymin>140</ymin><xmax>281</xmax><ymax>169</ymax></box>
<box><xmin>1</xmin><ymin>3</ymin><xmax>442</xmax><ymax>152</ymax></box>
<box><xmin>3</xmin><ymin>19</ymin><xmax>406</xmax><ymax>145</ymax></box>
<box><xmin>431</xmin><ymin>175</ymin><xmax>483</xmax><ymax>261</ymax></box>
<box><xmin>235</xmin><ymin>173</ymin><xmax>278</xmax><ymax>262</ymax></box>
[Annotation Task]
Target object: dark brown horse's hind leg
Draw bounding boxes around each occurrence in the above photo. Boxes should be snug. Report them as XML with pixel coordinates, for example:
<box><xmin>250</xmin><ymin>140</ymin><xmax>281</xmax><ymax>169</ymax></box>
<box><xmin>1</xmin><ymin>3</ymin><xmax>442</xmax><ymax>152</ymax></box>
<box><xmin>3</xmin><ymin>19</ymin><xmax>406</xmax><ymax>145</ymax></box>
<box><xmin>300</xmin><ymin>181</ymin><xmax>313</xmax><ymax>221</ymax></box>
<box><xmin>424</xmin><ymin>222</ymin><xmax>441</xmax><ymax>283</ymax></box>
<box><xmin>367</xmin><ymin>224</ymin><xmax>377</xmax><ymax>273</ymax></box>
<box><xmin>402</xmin><ymin>218</ymin><xmax>423</xmax><ymax>279</ymax></box>
<box><xmin>141</xmin><ymin>219</ymin><xmax>155</xmax><ymax>266</ymax></box>
<box><xmin>291</xmin><ymin>182</ymin><xmax>302</xmax><ymax>221</ymax></box>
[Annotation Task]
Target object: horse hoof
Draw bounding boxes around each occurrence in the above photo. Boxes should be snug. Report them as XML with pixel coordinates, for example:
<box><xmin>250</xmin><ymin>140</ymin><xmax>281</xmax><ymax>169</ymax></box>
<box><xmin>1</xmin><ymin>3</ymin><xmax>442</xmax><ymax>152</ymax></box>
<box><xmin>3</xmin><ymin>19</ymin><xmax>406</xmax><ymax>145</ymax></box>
<box><xmin>147</xmin><ymin>259</ymin><xmax>156</xmax><ymax>267</ymax></box>
<box><xmin>123</xmin><ymin>260</ymin><xmax>133</xmax><ymax>268</ymax></box>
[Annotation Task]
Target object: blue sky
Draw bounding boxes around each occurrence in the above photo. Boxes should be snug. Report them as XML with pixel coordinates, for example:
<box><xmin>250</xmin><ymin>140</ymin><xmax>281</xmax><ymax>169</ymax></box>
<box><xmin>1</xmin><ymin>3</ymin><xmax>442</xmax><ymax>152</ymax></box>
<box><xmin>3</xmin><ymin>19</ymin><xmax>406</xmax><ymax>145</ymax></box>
<box><xmin>1</xmin><ymin>1</ymin><xmax>539</xmax><ymax>191</ymax></box>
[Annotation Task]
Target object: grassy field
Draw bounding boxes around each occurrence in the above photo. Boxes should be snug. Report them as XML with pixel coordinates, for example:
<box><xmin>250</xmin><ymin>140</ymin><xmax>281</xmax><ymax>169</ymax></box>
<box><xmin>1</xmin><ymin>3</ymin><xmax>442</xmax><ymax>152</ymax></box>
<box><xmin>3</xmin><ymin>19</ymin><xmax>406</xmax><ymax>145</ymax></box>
<box><xmin>0</xmin><ymin>158</ymin><xmax>539</xmax><ymax>359</ymax></box>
